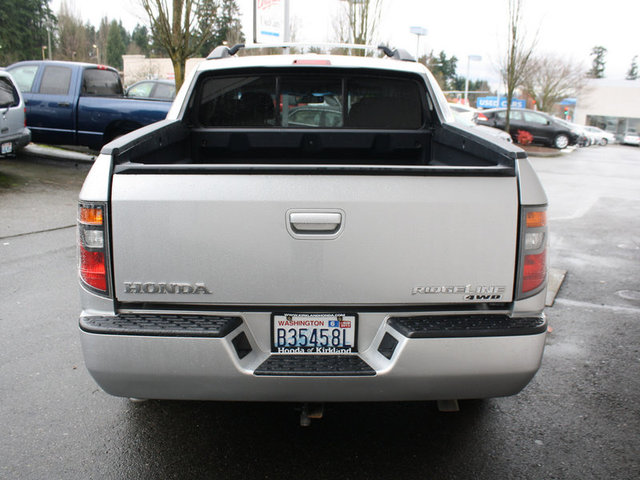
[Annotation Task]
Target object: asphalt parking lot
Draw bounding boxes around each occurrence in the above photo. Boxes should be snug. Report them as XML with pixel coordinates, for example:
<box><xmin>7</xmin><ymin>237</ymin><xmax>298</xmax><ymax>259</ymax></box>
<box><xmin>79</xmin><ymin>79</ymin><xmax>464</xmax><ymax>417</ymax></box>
<box><xmin>1</xmin><ymin>145</ymin><xmax>639</xmax><ymax>479</ymax></box>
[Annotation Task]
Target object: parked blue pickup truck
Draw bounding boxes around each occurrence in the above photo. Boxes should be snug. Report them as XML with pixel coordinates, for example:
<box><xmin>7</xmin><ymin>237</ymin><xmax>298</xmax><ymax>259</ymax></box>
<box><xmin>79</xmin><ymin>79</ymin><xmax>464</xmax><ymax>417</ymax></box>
<box><xmin>6</xmin><ymin>61</ymin><xmax>171</xmax><ymax>149</ymax></box>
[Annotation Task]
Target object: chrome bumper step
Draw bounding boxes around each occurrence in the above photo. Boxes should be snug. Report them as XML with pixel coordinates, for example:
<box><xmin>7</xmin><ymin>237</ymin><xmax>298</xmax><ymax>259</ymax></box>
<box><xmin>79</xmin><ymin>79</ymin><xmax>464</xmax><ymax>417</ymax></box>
<box><xmin>388</xmin><ymin>314</ymin><xmax>546</xmax><ymax>338</ymax></box>
<box><xmin>80</xmin><ymin>314</ymin><xmax>242</xmax><ymax>337</ymax></box>
<box><xmin>255</xmin><ymin>355</ymin><xmax>375</xmax><ymax>376</ymax></box>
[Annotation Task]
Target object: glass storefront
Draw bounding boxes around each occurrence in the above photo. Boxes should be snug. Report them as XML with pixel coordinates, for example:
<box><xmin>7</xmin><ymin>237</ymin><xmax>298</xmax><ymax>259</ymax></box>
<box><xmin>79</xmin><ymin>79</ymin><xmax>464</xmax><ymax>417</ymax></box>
<box><xmin>587</xmin><ymin>115</ymin><xmax>640</xmax><ymax>140</ymax></box>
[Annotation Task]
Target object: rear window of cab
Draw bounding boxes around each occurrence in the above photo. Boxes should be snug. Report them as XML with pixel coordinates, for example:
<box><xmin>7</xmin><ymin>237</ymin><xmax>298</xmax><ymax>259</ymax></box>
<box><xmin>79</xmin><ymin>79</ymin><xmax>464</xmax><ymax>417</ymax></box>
<box><xmin>193</xmin><ymin>70</ymin><xmax>427</xmax><ymax>129</ymax></box>
<box><xmin>81</xmin><ymin>69</ymin><xmax>123</xmax><ymax>97</ymax></box>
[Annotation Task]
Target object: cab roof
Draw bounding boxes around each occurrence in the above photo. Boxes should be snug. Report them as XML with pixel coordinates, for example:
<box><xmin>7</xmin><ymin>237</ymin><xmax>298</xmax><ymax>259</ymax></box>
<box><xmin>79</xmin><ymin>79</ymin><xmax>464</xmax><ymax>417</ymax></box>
<box><xmin>198</xmin><ymin>53</ymin><xmax>430</xmax><ymax>76</ymax></box>
<box><xmin>197</xmin><ymin>43</ymin><xmax>429</xmax><ymax>76</ymax></box>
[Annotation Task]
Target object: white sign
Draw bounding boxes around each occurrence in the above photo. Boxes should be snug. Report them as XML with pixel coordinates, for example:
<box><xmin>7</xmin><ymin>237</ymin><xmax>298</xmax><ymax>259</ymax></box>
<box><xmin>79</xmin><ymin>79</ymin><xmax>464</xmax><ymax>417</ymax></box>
<box><xmin>256</xmin><ymin>0</ymin><xmax>285</xmax><ymax>43</ymax></box>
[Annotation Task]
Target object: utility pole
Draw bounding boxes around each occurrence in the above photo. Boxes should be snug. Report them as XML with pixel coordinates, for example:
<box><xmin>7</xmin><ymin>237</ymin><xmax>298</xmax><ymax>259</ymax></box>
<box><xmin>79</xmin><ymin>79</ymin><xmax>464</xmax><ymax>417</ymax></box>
<box><xmin>410</xmin><ymin>26</ymin><xmax>428</xmax><ymax>60</ymax></box>
<box><xmin>464</xmin><ymin>55</ymin><xmax>482</xmax><ymax>105</ymax></box>
<box><xmin>47</xmin><ymin>25</ymin><xmax>52</xmax><ymax>60</ymax></box>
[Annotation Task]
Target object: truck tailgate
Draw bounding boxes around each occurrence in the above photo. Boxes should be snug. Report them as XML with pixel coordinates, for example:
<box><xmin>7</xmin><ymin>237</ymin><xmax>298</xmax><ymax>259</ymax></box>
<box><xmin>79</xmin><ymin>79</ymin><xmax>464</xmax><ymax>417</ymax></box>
<box><xmin>111</xmin><ymin>173</ymin><xmax>518</xmax><ymax>305</ymax></box>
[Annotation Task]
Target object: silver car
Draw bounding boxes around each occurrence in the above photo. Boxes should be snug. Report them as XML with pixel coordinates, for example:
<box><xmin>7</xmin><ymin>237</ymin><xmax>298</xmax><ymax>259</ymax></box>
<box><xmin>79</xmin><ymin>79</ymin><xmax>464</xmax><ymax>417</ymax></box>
<box><xmin>0</xmin><ymin>70</ymin><xmax>30</xmax><ymax>156</ymax></box>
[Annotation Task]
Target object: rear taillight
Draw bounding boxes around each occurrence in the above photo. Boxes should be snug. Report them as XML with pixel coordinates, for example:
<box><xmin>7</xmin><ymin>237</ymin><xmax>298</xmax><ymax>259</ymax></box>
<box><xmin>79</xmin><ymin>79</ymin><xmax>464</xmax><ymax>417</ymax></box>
<box><xmin>78</xmin><ymin>202</ymin><xmax>110</xmax><ymax>295</ymax></box>
<box><xmin>517</xmin><ymin>206</ymin><xmax>548</xmax><ymax>298</ymax></box>
<box><xmin>476</xmin><ymin>112</ymin><xmax>488</xmax><ymax>122</ymax></box>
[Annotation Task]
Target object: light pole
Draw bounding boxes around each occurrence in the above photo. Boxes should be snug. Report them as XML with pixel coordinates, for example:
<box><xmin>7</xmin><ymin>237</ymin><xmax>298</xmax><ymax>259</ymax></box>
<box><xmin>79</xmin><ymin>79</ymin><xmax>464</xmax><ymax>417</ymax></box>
<box><xmin>410</xmin><ymin>26</ymin><xmax>428</xmax><ymax>60</ymax></box>
<box><xmin>41</xmin><ymin>45</ymin><xmax>47</xmax><ymax>60</ymax></box>
<box><xmin>93</xmin><ymin>44</ymin><xmax>100</xmax><ymax>64</ymax></box>
<box><xmin>464</xmin><ymin>54</ymin><xmax>482</xmax><ymax>105</ymax></box>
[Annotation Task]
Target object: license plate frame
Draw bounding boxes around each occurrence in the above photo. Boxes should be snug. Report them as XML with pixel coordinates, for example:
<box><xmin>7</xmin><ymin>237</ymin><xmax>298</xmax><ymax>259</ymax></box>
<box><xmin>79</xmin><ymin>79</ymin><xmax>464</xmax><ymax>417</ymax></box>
<box><xmin>271</xmin><ymin>313</ymin><xmax>358</xmax><ymax>354</ymax></box>
<box><xmin>1</xmin><ymin>142</ymin><xmax>13</xmax><ymax>155</ymax></box>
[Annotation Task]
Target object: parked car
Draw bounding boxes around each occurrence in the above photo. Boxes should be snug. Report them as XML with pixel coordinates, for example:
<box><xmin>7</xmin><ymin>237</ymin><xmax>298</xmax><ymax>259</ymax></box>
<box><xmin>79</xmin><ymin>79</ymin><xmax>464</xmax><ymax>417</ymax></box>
<box><xmin>555</xmin><ymin>118</ymin><xmax>593</xmax><ymax>147</ymax></box>
<box><xmin>621</xmin><ymin>129</ymin><xmax>640</xmax><ymax>146</ymax></box>
<box><xmin>584</xmin><ymin>126</ymin><xmax>615</xmax><ymax>146</ymax></box>
<box><xmin>0</xmin><ymin>70</ymin><xmax>31</xmax><ymax>156</ymax></box>
<box><xmin>288</xmin><ymin>106</ymin><xmax>343</xmax><ymax>127</ymax></box>
<box><xmin>448</xmin><ymin>103</ymin><xmax>513</xmax><ymax>143</ymax></box>
<box><xmin>477</xmin><ymin>108</ymin><xmax>579</xmax><ymax>149</ymax></box>
<box><xmin>448</xmin><ymin>103</ymin><xmax>477</xmax><ymax>123</ymax></box>
<box><xmin>6</xmin><ymin>61</ymin><xmax>171</xmax><ymax>149</ymax></box>
<box><xmin>77</xmin><ymin>44</ymin><xmax>549</xmax><ymax>413</ymax></box>
<box><xmin>125</xmin><ymin>79</ymin><xmax>176</xmax><ymax>101</ymax></box>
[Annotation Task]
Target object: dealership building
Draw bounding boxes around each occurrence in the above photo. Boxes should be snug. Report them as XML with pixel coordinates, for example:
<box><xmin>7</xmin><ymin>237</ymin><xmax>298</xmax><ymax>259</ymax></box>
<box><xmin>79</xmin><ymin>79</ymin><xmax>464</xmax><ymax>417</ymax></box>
<box><xmin>574</xmin><ymin>79</ymin><xmax>640</xmax><ymax>137</ymax></box>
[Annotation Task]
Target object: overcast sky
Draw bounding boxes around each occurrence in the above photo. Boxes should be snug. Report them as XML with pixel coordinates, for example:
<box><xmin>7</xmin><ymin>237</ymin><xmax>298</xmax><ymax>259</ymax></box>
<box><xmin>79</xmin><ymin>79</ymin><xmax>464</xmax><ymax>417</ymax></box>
<box><xmin>51</xmin><ymin>0</ymin><xmax>640</xmax><ymax>87</ymax></box>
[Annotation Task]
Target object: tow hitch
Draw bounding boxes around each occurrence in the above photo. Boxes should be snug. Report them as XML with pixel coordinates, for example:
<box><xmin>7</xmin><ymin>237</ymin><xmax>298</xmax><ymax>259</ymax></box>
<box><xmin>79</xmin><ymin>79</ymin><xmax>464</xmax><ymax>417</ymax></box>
<box><xmin>299</xmin><ymin>403</ymin><xmax>325</xmax><ymax>426</ymax></box>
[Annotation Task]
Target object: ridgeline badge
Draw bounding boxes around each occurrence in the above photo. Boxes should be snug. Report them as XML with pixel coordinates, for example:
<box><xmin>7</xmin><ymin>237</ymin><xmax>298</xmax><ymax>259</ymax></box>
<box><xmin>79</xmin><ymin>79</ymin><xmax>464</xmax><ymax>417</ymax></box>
<box><xmin>412</xmin><ymin>284</ymin><xmax>505</xmax><ymax>300</ymax></box>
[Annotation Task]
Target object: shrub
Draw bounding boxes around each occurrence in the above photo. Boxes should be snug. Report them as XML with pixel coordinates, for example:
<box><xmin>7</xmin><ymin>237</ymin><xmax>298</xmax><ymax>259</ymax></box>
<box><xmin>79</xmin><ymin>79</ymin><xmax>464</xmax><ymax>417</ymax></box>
<box><xmin>517</xmin><ymin>130</ymin><xmax>534</xmax><ymax>145</ymax></box>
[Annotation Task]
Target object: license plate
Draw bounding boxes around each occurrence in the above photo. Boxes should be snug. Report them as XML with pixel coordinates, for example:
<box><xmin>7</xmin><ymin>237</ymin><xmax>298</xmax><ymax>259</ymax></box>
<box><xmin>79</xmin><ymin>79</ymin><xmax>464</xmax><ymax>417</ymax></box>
<box><xmin>1</xmin><ymin>142</ymin><xmax>12</xmax><ymax>155</ymax></box>
<box><xmin>272</xmin><ymin>313</ymin><xmax>357</xmax><ymax>354</ymax></box>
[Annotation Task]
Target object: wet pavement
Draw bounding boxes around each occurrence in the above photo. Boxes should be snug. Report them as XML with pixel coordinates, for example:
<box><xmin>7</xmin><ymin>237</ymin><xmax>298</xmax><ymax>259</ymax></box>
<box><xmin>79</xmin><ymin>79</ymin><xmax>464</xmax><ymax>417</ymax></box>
<box><xmin>1</xmin><ymin>146</ymin><xmax>639</xmax><ymax>479</ymax></box>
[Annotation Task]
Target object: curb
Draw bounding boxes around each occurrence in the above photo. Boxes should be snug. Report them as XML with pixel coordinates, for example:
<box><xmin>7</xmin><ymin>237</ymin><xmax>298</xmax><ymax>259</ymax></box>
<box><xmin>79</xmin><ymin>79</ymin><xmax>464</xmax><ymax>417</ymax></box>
<box><xmin>522</xmin><ymin>146</ymin><xmax>576</xmax><ymax>158</ymax></box>
<box><xmin>22</xmin><ymin>144</ymin><xmax>96</xmax><ymax>163</ymax></box>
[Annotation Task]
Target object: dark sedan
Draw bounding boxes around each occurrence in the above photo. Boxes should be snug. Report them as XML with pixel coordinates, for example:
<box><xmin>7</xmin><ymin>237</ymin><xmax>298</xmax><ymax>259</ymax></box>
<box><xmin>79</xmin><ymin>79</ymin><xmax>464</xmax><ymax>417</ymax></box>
<box><xmin>476</xmin><ymin>108</ymin><xmax>579</xmax><ymax>149</ymax></box>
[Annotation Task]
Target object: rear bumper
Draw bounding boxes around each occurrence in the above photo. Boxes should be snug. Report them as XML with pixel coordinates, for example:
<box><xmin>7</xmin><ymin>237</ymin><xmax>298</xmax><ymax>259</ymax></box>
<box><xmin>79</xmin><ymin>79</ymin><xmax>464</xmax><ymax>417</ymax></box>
<box><xmin>79</xmin><ymin>311</ymin><xmax>547</xmax><ymax>402</ymax></box>
<box><xmin>0</xmin><ymin>128</ymin><xmax>31</xmax><ymax>151</ymax></box>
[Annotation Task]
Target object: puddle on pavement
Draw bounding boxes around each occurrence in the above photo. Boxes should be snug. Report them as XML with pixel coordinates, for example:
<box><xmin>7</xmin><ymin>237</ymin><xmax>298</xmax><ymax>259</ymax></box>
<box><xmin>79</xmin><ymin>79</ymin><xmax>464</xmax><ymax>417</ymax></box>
<box><xmin>0</xmin><ymin>157</ymin><xmax>89</xmax><ymax>191</ymax></box>
<box><xmin>0</xmin><ymin>170</ymin><xmax>27</xmax><ymax>189</ymax></box>
<box><xmin>616</xmin><ymin>290</ymin><xmax>640</xmax><ymax>303</ymax></box>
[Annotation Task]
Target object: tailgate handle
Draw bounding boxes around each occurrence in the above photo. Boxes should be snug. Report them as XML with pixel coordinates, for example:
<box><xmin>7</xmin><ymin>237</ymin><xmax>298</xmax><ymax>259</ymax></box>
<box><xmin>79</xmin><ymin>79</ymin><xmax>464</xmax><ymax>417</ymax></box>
<box><xmin>289</xmin><ymin>212</ymin><xmax>342</xmax><ymax>233</ymax></box>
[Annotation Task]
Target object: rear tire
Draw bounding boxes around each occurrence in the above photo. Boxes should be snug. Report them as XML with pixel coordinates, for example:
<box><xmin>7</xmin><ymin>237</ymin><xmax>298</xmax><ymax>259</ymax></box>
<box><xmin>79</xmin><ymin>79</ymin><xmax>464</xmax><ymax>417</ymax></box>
<box><xmin>553</xmin><ymin>134</ymin><xmax>569</xmax><ymax>149</ymax></box>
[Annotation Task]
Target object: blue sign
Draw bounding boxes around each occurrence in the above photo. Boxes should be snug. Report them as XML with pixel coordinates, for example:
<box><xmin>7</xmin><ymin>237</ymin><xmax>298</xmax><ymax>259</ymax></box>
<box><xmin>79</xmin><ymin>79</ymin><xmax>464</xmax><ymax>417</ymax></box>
<box><xmin>476</xmin><ymin>96</ymin><xmax>526</xmax><ymax>109</ymax></box>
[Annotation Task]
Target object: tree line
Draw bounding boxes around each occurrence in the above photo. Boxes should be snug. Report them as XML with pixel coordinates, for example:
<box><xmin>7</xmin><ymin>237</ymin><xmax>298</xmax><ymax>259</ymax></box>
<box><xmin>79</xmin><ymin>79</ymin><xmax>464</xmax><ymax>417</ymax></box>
<box><xmin>0</xmin><ymin>0</ymin><xmax>243</xmax><ymax>74</ymax></box>
<box><xmin>3</xmin><ymin>0</ymin><xmax>636</xmax><ymax>104</ymax></box>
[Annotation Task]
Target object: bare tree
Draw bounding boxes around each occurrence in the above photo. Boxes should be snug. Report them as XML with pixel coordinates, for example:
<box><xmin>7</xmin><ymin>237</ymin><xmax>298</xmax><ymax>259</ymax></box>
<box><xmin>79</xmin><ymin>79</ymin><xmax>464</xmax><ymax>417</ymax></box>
<box><xmin>522</xmin><ymin>54</ymin><xmax>588</xmax><ymax>112</ymax></box>
<box><xmin>56</xmin><ymin>2</ymin><xmax>93</xmax><ymax>62</ymax></box>
<box><xmin>333</xmin><ymin>0</ymin><xmax>383</xmax><ymax>54</ymax></box>
<box><xmin>499</xmin><ymin>0</ymin><xmax>536</xmax><ymax>132</ymax></box>
<box><xmin>139</xmin><ymin>0</ymin><xmax>214</xmax><ymax>90</ymax></box>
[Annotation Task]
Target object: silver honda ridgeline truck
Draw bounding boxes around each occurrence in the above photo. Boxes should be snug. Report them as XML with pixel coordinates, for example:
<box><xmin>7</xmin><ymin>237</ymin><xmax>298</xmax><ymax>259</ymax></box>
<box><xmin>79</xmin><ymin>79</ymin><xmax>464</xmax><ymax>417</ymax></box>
<box><xmin>77</xmin><ymin>45</ymin><xmax>549</xmax><ymax>409</ymax></box>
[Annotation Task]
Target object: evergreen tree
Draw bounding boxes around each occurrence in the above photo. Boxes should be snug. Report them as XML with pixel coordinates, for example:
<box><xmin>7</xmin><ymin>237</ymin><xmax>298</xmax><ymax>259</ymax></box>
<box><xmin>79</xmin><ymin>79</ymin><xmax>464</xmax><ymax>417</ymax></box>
<box><xmin>196</xmin><ymin>0</ymin><xmax>245</xmax><ymax>58</ymax></box>
<box><xmin>0</xmin><ymin>0</ymin><xmax>55</xmax><ymax>64</ymax></box>
<box><xmin>420</xmin><ymin>50</ymin><xmax>458</xmax><ymax>90</ymax></box>
<box><xmin>215</xmin><ymin>0</ymin><xmax>244</xmax><ymax>48</ymax></box>
<box><xmin>131</xmin><ymin>24</ymin><xmax>151</xmax><ymax>56</ymax></box>
<box><xmin>626</xmin><ymin>55</ymin><xmax>638</xmax><ymax>80</ymax></box>
<box><xmin>588</xmin><ymin>46</ymin><xmax>607</xmax><ymax>78</ymax></box>
<box><xmin>106</xmin><ymin>20</ymin><xmax>127</xmax><ymax>69</ymax></box>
